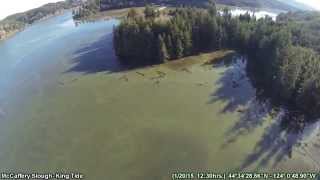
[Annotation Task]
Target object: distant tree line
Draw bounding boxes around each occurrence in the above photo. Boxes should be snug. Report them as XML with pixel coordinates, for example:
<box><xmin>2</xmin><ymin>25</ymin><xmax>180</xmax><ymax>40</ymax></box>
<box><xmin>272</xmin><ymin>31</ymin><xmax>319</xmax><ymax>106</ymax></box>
<box><xmin>75</xmin><ymin>0</ymin><xmax>296</xmax><ymax>20</ymax></box>
<box><xmin>113</xmin><ymin>3</ymin><xmax>320</xmax><ymax>120</ymax></box>
<box><xmin>100</xmin><ymin>0</ymin><xmax>146</xmax><ymax>10</ymax></box>
<box><xmin>72</xmin><ymin>0</ymin><xmax>101</xmax><ymax>20</ymax></box>
<box><xmin>99</xmin><ymin>0</ymin><xmax>296</xmax><ymax>11</ymax></box>
<box><xmin>0</xmin><ymin>0</ymin><xmax>80</xmax><ymax>40</ymax></box>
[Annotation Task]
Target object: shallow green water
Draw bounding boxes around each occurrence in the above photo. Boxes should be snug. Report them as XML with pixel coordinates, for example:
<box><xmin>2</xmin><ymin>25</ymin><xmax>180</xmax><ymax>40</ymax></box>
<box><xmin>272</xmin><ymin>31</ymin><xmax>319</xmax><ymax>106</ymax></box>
<box><xmin>0</xmin><ymin>12</ymin><xmax>319</xmax><ymax>179</ymax></box>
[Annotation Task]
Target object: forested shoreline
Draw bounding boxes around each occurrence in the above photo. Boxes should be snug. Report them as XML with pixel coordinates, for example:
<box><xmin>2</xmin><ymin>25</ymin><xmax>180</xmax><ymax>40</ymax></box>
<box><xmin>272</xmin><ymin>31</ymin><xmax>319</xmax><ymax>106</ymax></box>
<box><xmin>113</xmin><ymin>3</ymin><xmax>320</xmax><ymax>124</ymax></box>
<box><xmin>0</xmin><ymin>0</ymin><xmax>81</xmax><ymax>41</ymax></box>
<box><xmin>99</xmin><ymin>0</ymin><xmax>298</xmax><ymax>11</ymax></box>
<box><xmin>73</xmin><ymin>0</ymin><xmax>300</xmax><ymax>21</ymax></box>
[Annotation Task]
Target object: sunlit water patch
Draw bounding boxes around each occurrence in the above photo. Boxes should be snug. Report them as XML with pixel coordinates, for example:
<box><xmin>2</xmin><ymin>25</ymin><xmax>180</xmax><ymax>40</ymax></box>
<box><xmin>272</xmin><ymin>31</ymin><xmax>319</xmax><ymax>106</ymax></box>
<box><xmin>220</xmin><ymin>8</ymin><xmax>279</xmax><ymax>20</ymax></box>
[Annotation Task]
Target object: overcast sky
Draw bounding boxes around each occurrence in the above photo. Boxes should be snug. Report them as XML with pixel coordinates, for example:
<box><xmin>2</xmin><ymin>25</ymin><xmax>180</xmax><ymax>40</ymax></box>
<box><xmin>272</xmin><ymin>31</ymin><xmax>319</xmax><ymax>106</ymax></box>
<box><xmin>296</xmin><ymin>0</ymin><xmax>320</xmax><ymax>10</ymax></box>
<box><xmin>0</xmin><ymin>0</ymin><xmax>320</xmax><ymax>20</ymax></box>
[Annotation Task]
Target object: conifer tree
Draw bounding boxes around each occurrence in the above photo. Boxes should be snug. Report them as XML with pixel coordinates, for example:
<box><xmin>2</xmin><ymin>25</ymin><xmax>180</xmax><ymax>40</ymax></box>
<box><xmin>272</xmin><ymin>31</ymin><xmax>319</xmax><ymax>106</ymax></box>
<box><xmin>166</xmin><ymin>35</ymin><xmax>174</xmax><ymax>59</ymax></box>
<box><xmin>127</xmin><ymin>8</ymin><xmax>138</xmax><ymax>19</ymax></box>
<box><xmin>175</xmin><ymin>38</ymin><xmax>184</xmax><ymax>59</ymax></box>
<box><xmin>208</xmin><ymin>0</ymin><xmax>217</xmax><ymax>16</ymax></box>
<box><xmin>182</xmin><ymin>30</ymin><xmax>193</xmax><ymax>56</ymax></box>
<box><xmin>156</xmin><ymin>35</ymin><xmax>169</xmax><ymax>62</ymax></box>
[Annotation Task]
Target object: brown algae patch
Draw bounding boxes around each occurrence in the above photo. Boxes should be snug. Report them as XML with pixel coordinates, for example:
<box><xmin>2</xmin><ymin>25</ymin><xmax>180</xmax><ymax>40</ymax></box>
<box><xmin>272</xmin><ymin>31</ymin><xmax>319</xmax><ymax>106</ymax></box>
<box><xmin>163</xmin><ymin>50</ymin><xmax>234</xmax><ymax>71</ymax></box>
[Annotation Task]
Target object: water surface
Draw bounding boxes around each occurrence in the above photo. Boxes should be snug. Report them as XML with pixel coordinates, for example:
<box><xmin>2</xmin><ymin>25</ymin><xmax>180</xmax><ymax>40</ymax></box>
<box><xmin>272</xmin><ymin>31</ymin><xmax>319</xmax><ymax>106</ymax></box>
<box><xmin>228</xmin><ymin>8</ymin><xmax>278</xmax><ymax>20</ymax></box>
<box><xmin>0</xmin><ymin>11</ymin><xmax>319</xmax><ymax>179</ymax></box>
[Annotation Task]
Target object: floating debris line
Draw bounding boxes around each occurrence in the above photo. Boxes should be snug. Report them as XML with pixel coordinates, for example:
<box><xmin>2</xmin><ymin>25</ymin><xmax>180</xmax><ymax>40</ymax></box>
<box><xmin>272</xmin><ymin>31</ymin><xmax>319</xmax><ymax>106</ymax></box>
<box><xmin>181</xmin><ymin>68</ymin><xmax>192</xmax><ymax>74</ymax></box>
<box><xmin>156</xmin><ymin>71</ymin><xmax>166</xmax><ymax>77</ymax></box>
<box><xmin>119</xmin><ymin>75</ymin><xmax>129</xmax><ymax>82</ymax></box>
<box><xmin>136</xmin><ymin>71</ymin><xmax>145</xmax><ymax>77</ymax></box>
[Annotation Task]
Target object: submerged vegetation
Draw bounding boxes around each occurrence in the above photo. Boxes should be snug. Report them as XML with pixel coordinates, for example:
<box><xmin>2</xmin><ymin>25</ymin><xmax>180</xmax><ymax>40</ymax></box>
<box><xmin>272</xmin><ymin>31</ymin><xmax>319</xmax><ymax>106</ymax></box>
<box><xmin>113</xmin><ymin>3</ymin><xmax>320</xmax><ymax>124</ymax></box>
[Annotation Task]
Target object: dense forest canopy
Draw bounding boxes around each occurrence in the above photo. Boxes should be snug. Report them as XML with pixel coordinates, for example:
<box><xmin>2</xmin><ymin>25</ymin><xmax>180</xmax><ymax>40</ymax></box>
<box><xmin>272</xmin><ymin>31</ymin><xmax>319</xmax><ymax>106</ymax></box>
<box><xmin>277</xmin><ymin>11</ymin><xmax>320</xmax><ymax>53</ymax></box>
<box><xmin>113</xmin><ymin>4</ymin><xmax>320</xmax><ymax>124</ymax></box>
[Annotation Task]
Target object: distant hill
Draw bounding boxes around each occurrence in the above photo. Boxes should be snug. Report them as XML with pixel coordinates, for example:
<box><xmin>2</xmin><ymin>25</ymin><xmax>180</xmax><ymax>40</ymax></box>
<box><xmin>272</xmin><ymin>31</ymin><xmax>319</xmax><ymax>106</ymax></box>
<box><xmin>100</xmin><ymin>0</ymin><xmax>299</xmax><ymax>11</ymax></box>
<box><xmin>215</xmin><ymin>0</ymin><xmax>297</xmax><ymax>11</ymax></box>
<box><xmin>0</xmin><ymin>0</ymin><xmax>81</xmax><ymax>40</ymax></box>
<box><xmin>277</xmin><ymin>0</ymin><xmax>315</xmax><ymax>11</ymax></box>
<box><xmin>1</xmin><ymin>0</ymin><xmax>81</xmax><ymax>24</ymax></box>
<box><xmin>73</xmin><ymin>0</ymin><xmax>299</xmax><ymax>21</ymax></box>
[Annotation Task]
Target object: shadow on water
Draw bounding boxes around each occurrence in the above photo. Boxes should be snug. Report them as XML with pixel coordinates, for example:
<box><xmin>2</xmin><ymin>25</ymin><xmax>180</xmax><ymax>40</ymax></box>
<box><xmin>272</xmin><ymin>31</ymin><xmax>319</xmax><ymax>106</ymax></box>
<box><xmin>65</xmin><ymin>33</ymin><xmax>161</xmax><ymax>75</ymax></box>
<box><xmin>239</xmin><ymin>111</ymin><xmax>308</xmax><ymax>170</ymax></box>
<box><xmin>65</xmin><ymin>33</ymin><xmax>125</xmax><ymax>74</ymax></box>
<box><xmin>208</xmin><ymin>55</ymin><xmax>256</xmax><ymax>113</ymax></box>
<box><xmin>209</xmin><ymin>54</ymin><xmax>318</xmax><ymax>170</ymax></box>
